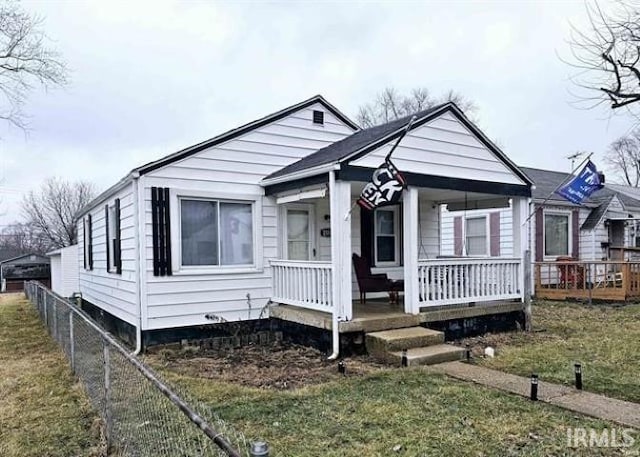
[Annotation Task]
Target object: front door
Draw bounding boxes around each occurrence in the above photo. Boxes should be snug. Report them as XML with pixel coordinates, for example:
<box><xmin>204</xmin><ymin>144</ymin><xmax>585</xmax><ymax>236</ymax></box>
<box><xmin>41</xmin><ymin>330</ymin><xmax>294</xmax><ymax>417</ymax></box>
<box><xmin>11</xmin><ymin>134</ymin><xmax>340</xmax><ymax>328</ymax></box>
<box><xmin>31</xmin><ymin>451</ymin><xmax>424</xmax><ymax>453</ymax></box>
<box><xmin>285</xmin><ymin>205</ymin><xmax>315</xmax><ymax>260</ymax></box>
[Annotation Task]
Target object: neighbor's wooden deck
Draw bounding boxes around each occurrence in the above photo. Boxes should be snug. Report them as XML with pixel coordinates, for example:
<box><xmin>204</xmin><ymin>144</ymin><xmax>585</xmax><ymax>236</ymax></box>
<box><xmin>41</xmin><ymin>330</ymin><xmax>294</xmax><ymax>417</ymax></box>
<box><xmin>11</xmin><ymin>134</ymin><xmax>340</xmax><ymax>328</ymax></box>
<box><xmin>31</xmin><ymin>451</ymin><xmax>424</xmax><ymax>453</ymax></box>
<box><xmin>535</xmin><ymin>260</ymin><xmax>640</xmax><ymax>302</ymax></box>
<box><xmin>270</xmin><ymin>300</ymin><xmax>524</xmax><ymax>333</ymax></box>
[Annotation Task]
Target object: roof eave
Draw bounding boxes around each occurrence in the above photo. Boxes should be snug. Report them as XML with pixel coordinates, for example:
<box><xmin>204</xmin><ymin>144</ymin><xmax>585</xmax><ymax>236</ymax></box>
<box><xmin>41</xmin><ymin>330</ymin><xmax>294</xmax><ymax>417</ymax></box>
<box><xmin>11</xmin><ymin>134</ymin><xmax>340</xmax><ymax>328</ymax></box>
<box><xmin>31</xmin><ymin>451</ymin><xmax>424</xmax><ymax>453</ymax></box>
<box><xmin>261</xmin><ymin>162</ymin><xmax>341</xmax><ymax>187</ymax></box>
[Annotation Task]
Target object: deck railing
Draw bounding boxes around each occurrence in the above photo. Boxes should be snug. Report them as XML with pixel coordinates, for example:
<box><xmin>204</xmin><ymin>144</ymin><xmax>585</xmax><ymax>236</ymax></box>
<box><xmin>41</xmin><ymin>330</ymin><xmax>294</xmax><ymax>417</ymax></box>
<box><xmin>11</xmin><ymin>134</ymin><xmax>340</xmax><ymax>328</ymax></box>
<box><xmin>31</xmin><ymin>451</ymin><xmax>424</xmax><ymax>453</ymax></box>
<box><xmin>535</xmin><ymin>260</ymin><xmax>640</xmax><ymax>301</ymax></box>
<box><xmin>270</xmin><ymin>260</ymin><xmax>333</xmax><ymax>312</ymax></box>
<box><xmin>418</xmin><ymin>258</ymin><xmax>522</xmax><ymax>306</ymax></box>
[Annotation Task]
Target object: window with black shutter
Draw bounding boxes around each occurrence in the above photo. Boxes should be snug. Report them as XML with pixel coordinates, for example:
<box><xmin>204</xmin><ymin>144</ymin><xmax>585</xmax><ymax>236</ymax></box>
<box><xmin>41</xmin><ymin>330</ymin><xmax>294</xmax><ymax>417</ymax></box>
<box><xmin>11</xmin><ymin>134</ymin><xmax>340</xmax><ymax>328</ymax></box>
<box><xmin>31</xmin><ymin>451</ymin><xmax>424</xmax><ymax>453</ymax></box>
<box><xmin>152</xmin><ymin>187</ymin><xmax>172</xmax><ymax>276</ymax></box>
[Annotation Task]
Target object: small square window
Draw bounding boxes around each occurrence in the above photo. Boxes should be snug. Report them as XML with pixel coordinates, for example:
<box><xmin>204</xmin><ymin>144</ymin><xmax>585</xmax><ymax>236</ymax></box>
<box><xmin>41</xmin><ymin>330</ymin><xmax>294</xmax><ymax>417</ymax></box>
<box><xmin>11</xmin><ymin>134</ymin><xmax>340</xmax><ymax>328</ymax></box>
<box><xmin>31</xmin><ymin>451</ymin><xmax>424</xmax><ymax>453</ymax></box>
<box><xmin>312</xmin><ymin>110</ymin><xmax>324</xmax><ymax>125</ymax></box>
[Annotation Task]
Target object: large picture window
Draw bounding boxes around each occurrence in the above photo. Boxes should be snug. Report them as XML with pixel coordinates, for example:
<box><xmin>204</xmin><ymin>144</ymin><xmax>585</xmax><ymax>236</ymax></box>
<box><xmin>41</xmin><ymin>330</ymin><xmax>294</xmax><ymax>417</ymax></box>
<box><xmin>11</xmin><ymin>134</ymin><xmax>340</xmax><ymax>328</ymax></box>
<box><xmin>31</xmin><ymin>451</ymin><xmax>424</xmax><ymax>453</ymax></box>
<box><xmin>465</xmin><ymin>216</ymin><xmax>487</xmax><ymax>256</ymax></box>
<box><xmin>374</xmin><ymin>207</ymin><xmax>399</xmax><ymax>265</ymax></box>
<box><xmin>544</xmin><ymin>213</ymin><xmax>569</xmax><ymax>257</ymax></box>
<box><xmin>180</xmin><ymin>199</ymin><xmax>253</xmax><ymax>267</ymax></box>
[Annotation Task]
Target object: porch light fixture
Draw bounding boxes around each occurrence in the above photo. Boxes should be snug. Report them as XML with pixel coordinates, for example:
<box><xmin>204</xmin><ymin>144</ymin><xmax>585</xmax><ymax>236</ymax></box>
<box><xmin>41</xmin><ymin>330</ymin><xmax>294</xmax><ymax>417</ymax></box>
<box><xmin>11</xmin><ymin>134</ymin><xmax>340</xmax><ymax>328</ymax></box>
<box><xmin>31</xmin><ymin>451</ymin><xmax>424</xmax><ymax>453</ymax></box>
<box><xmin>530</xmin><ymin>374</ymin><xmax>538</xmax><ymax>401</ymax></box>
<box><xmin>574</xmin><ymin>363</ymin><xmax>583</xmax><ymax>390</ymax></box>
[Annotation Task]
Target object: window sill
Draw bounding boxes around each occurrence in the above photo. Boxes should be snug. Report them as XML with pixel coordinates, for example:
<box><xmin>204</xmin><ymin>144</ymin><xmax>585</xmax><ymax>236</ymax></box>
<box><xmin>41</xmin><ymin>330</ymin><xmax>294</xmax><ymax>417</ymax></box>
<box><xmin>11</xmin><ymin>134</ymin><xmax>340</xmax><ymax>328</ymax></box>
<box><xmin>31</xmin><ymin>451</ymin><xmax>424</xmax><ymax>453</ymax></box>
<box><xmin>171</xmin><ymin>266</ymin><xmax>264</xmax><ymax>276</ymax></box>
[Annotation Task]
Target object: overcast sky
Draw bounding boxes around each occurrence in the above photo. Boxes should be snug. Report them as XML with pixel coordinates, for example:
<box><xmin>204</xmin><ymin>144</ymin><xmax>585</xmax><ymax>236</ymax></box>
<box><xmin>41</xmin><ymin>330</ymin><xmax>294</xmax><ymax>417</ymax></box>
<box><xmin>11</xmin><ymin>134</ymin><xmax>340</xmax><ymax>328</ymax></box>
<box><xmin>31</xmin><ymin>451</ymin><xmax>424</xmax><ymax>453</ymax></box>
<box><xmin>0</xmin><ymin>0</ymin><xmax>635</xmax><ymax>226</ymax></box>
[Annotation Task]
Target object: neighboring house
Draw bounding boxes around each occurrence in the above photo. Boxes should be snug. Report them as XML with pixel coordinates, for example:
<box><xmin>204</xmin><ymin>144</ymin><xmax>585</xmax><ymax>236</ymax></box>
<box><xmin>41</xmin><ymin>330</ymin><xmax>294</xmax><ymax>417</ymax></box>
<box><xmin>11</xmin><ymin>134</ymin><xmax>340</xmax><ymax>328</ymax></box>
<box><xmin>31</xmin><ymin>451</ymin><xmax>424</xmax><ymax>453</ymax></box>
<box><xmin>0</xmin><ymin>253</ymin><xmax>51</xmax><ymax>292</ymax></box>
<box><xmin>441</xmin><ymin>167</ymin><xmax>640</xmax><ymax>301</ymax></box>
<box><xmin>442</xmin><ymin>167</ymin><xmax>640</xmax><ymax>262</ymax></box>
<box><xmin>47</xmin><ymin>245</ymin><xmax>79</xmax><ymax>297</ymax></box>
<box><xmin>76</xmin><ymin>95</ymin><xmax>533</xmax><ymax>354</ymax></box>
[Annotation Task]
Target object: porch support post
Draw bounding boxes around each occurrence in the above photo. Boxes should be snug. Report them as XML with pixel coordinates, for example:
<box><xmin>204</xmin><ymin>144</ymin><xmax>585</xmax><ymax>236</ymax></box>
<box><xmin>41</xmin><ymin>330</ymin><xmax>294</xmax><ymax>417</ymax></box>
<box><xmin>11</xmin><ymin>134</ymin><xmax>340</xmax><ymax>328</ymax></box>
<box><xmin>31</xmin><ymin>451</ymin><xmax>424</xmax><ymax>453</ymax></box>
<box><xmin>329</xmin><ymin>172</ymin><xmax>352</xmax><ymax>321</ymax></box>
<box><xmin>512</xmin><ymin>197</ymin><xmax>531</xmax><ymax>302</ymax></box>
<box><xmin>403</xmin><ymin>187</ymin><xmax>420</xmax><ymax>315</ymax></box>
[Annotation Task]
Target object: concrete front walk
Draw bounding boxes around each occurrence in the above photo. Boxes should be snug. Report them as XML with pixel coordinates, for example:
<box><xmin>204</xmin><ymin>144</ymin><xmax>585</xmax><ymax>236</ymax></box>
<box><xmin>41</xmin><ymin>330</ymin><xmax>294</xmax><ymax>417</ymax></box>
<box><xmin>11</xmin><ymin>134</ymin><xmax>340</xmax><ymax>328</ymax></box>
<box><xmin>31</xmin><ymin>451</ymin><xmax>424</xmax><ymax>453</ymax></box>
<box><xmin>429</xmin><ymin>362</ymin><xmax>640</xmax><ymax>429</ymax></box>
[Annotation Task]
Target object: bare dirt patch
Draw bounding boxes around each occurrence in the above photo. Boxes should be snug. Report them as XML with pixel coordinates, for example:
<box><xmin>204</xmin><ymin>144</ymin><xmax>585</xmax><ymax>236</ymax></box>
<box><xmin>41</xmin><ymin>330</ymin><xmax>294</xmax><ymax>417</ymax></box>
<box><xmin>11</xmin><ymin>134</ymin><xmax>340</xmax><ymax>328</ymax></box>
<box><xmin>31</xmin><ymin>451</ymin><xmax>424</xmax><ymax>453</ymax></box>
<box><xmin>146</xmin><ymin>341</ymin><xmax>386</xmax><ymax>390</ymax></box>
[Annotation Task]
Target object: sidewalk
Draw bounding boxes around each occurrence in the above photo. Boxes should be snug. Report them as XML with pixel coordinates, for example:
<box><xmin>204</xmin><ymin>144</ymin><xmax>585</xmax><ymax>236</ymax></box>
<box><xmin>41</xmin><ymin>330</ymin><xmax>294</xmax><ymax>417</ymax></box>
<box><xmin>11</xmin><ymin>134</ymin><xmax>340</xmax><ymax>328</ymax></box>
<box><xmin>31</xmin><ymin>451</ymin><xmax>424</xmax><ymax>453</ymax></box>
<box><xmin>429</xmin><ymin>361</ymin><xmax>640</xmax><ymax>429</ymax></box>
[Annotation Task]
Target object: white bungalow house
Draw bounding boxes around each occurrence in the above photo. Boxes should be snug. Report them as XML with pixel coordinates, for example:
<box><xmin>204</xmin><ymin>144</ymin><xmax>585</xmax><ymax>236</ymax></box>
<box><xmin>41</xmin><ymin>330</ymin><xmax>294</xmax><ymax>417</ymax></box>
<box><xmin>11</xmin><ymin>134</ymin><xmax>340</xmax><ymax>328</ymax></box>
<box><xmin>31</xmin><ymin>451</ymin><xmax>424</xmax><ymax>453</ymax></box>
<box><xmin>76</xmin><ymin>95</ymin><xmax>533</xmax><ymax>356</ymax></box>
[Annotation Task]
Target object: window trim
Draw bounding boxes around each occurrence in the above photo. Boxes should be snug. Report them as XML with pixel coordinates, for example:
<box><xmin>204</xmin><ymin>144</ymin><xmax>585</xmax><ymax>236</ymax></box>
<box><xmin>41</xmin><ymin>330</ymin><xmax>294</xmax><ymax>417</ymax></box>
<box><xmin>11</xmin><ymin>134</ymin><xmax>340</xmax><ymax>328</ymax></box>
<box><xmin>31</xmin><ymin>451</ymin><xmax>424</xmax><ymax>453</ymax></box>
<box><xmin>374</xmin><ymin>206</ymin><xmax>400</xmax><ymax>267</ymax></box>
<box><xmin>169</xmin><ymin>189</ymin><xmax>263</xmax><ymax>275</ymax></box>
<box><xmin>83</xmin><ymin>215</ymin><xmax>93</xmax><ymax>271</ymax></box>
<box><xmin>107</xmin><ymin>204</ymin><xmax>118</xmax><ymax>273</ymax></box>
<box><xmin>464</xmin><ymin>215</ymin><xmax>489</xmax><ymax>257</ymax></box>
<box><xmin>543</xmin><ymin>210</ymin><xmax>572</xmax><ymax>259</ymax></box>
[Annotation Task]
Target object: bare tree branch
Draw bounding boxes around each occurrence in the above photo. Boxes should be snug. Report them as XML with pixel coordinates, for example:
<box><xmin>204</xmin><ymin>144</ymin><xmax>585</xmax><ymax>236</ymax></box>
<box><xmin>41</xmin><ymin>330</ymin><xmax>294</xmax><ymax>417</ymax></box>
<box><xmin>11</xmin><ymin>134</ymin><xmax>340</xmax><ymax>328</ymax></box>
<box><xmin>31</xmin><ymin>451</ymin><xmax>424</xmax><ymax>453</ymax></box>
<box><xmin>567</xmin><ymin>1</ymin><xmax>640</xmax><ymax>115</ymax></box>
<box><xmin>21</xmin><ymin>178</ymin><xmax>96</xmax><ymax>248</ymax></box>
<box><xmin>355</xmin><ymin>86</ymin><xmax>478</xmax><ymax>128</ymax></box>
<box><xmin>0</xmin><ymin>2</ymin><xmax>67</xmax><ymax>131</ymax></box>
<box><xmin>605</xmin><ymin>129</ymin><xmax>640</xmax><ymax>186</ymax></box>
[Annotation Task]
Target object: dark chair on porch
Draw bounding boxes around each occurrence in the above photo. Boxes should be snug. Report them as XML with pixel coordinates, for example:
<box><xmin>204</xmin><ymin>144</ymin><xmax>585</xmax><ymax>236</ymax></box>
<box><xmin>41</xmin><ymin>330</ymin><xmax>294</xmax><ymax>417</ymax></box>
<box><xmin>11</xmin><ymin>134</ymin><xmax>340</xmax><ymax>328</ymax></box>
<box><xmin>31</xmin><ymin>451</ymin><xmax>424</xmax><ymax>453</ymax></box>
<box><xmin>352</xmin><ymin>253</ymin><xmax>404</xmax><ymax>304</ymax></box>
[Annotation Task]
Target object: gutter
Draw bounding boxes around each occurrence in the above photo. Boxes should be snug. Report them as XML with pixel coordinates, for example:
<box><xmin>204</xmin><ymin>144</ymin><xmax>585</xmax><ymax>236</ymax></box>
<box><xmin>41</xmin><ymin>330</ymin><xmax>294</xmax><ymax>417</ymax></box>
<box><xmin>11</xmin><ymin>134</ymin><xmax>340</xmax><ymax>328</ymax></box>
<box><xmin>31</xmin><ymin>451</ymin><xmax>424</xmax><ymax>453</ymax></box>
<box><xmin>261</xmin><ymin>163</ymin><xmax>341</xmax><ymax>187</ymax></box>
<box><xmin>132</xmin><ymin>173</ymin><xmax>144</xmax><ymax>355</ymax></box>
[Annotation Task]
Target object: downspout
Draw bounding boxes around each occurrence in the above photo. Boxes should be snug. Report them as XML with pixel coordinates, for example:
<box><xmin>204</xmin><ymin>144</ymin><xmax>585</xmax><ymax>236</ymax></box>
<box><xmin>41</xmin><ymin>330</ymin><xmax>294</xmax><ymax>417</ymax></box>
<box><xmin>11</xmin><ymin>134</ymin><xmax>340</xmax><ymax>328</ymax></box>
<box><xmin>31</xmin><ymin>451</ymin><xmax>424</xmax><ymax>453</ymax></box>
<box><xmin>132</xmin><ymin>172</ymin><xmax>143</xmax><ymax>355</ymax></box>
<box><xmin>327</xmin><ymin>170</ymin><xmax>340</xmax><ymax>360</ymax></box>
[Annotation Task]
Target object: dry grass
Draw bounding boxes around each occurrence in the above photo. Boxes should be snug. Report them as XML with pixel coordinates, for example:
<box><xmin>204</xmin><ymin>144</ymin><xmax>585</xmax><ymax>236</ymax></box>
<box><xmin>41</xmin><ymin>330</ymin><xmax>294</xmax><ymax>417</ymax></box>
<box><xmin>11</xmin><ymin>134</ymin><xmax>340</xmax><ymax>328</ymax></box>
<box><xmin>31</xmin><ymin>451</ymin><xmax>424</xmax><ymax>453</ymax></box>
<box><xmin>473</xmin><ymin>301</ymin><xmax>640</xmax><ymax>404</ymax></box>
<box><xmin>0</xmin><ymin>293</ymin><xmax>103</xmax><ymax>457</ymax></box>
<box><xmin>149</xmin><ymin>342</ymin><xmax>639</xmax><ymax>456</ymax></box>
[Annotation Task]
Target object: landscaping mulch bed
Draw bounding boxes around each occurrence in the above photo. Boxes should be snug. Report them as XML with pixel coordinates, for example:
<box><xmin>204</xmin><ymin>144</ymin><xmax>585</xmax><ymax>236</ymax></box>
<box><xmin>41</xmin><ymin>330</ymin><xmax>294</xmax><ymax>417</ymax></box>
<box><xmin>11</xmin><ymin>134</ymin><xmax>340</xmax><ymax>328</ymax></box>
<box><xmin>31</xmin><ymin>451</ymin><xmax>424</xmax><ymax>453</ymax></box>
<box><xmin>146</xmin><ymin>341</ymin><xmax>386</xmax><ymax>390</ymax></box>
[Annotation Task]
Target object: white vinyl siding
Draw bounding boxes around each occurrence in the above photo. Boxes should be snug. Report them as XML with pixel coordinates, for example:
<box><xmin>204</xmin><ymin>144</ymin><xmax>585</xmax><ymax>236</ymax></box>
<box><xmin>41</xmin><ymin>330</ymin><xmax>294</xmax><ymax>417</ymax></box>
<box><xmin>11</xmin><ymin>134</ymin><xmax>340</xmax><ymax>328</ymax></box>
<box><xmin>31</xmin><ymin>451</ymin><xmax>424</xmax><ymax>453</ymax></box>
<box><xmin>78</xmin><ymin>183</ymin><xmax>138</xmax><ymax>325</ymax></box>
<box><xmin>50</xmin><ymin>245</ymin><xmax>80</xmax><ymax>297</ymax></box>
<box><xmin>141</xmin><ymin>102</ymin><xmax>356</xmax><ymax>330</ymax></box>
<box><xmin>350</xmin><ymin>111</ymin><xmax>525</xmax><ymax>185</ymax></box>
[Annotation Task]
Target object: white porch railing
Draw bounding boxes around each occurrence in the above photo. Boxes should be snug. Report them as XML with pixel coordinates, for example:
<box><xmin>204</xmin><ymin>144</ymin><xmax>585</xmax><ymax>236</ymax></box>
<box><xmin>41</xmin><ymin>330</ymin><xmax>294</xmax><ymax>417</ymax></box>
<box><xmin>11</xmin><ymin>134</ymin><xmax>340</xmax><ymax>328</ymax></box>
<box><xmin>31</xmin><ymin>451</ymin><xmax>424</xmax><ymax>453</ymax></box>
<box><xmin>270</xmin><ymin>260</ymin><xmax>333</xmax><ymax>312</ymax></box>
<box><xmin>418</xmin><ymin>258</ymin><xmax>522</xmax><ymax>306</ymax></box>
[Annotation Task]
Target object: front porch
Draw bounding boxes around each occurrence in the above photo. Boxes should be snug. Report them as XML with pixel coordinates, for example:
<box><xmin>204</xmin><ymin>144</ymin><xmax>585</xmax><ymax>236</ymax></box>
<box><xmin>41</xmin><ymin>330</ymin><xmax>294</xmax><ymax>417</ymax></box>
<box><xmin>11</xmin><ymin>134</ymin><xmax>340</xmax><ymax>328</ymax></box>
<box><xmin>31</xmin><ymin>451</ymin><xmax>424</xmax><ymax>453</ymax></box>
<box><xmin>270</xmin><ymin>299</ymin><xmax>526</xmax><ymax>334</ymax></box>
<box><xmin>267</xmin><ymin>177</ymin><xmax>530</xmax><ymax>336</ymax></box>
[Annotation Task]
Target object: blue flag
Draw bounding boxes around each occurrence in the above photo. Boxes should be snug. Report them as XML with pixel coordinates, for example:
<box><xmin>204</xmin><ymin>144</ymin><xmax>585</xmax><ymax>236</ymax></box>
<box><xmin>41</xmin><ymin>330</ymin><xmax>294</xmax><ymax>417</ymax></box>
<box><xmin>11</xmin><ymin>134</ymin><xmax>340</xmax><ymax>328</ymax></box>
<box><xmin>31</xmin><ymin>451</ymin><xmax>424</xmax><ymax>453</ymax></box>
<box><xmin>556</xmin><ymin>160</ymin><xmax>604</xmax><ymax>205</ymax></box>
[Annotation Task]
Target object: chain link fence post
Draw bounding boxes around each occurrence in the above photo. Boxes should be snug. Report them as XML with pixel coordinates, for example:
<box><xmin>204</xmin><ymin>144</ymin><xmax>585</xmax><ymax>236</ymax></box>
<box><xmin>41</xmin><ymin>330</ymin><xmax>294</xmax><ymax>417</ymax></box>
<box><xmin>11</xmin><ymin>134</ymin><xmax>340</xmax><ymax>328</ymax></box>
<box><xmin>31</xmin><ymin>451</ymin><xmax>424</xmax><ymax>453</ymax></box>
<box><xmin>42</xmin><ymin>288</ymin><xmax>48</xmax><ymax>328</ymax></box>
<box><xmin>69</xmin><ymin>312</ymin><xmax>75</xmax><ymax>374</ymax></box>
<box><xmin>52</xmin><ymin>294</ymin><xmax>58</xmax><ymax>342</ymax></box>
<box><xmin>103</xmin><ymin>340</ymin><xmax>112</xmax><ymax>450</ymax></box>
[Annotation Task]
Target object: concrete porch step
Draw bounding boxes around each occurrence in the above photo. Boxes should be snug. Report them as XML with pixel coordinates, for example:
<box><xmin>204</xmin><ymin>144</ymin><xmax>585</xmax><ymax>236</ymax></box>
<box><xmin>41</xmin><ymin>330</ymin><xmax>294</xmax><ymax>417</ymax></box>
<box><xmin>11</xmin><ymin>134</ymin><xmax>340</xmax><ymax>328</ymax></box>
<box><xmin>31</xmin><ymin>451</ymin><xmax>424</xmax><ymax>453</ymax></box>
<box><xmin>365</xmin><ymin>327</ymin><xmax>444</xmax><ymax>358</ymax></box>
<box><xmin>388</xmin><ymin>344</ymin><xmax>465</xmax><ymax>367</ymax></box>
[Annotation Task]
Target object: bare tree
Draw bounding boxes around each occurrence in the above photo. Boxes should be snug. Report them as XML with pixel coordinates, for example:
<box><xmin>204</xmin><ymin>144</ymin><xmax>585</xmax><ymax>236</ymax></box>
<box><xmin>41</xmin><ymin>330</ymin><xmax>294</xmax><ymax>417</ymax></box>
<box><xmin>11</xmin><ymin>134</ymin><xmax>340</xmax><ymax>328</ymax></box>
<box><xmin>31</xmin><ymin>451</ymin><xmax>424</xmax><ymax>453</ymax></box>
<box><xmin>567</xmin><ymin>1</ymin><xmax>640</xmax><ymax>116</ymax></box>
<box><xmin>0</xmin><ymin>221</ymin><xmax>51</xmax><ymax>257</ymax></box>
<box><xmin>0</xmin><ymin>1</ymin><xmax>67</xmax><ymax>129</ymax></box>
<box><xmin>356</xmin><ymin>87</ymin><xmax>477</xmax><ymax>128</ymax></box>
<box><xmin>21</xmin><ymin>178</ymin><xmax>96</xmax><ymax>248</ymax></box>
<box><xmin>605</xmin><ymin>128</ymin><xmax>640</xmax><ymax>186</ymax></box>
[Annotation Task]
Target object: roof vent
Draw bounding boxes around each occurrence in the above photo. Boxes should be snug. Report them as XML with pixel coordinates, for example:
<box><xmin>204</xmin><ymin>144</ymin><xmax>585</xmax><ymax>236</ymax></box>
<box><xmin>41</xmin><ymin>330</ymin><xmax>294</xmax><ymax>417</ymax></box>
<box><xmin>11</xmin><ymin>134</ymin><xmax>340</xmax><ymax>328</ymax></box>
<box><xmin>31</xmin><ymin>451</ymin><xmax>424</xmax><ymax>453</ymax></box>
<box><xmin>312</xmin><ymin>110</ymin><xmax>324</xmax><ymax>125</ymax></box>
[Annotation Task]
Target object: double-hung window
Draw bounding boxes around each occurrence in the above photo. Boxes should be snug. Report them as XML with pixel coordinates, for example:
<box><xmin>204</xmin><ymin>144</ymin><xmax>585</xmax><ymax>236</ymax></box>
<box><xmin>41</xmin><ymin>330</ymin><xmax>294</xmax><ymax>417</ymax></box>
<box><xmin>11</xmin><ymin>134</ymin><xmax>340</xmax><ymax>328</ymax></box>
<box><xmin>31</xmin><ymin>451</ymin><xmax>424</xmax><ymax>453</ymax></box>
<box><xmin>180</xmin><ymin>198</ymin><xmax>254</xmax><ymax>267</ymax></box>
<box><xmin>465</xmin><ymin>216</ymin><xmax>487</xmax><ymax>256</ymax></box>
<box><xmin>544</xmin><ymin>213</ymin><xmax>569</xmax><ymax>257</ymax></box>
<box><xmin>374</xmin><ymin>207</ymin><xmax>399</xmax><ymax>265</ymax></box>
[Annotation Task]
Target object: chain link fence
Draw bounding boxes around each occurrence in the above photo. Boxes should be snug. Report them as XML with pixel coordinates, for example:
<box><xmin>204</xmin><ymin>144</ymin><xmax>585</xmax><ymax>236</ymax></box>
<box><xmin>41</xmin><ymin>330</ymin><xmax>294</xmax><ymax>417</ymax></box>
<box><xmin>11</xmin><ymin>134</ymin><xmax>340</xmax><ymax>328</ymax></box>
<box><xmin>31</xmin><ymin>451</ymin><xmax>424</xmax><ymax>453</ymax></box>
<box><xmin>25</xmin><ymin>281</ymin><xmax>269</xmax><ymax>457</ymax></box>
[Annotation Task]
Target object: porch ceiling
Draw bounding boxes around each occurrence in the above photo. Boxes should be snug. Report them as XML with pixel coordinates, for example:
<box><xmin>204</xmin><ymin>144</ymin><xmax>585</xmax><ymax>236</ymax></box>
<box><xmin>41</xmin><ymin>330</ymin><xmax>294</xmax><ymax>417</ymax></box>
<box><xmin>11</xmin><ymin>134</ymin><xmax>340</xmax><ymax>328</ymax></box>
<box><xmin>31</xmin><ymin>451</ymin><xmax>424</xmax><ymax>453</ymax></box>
<box><xmin>349</xmin><ymin>182</ymin><xmax>512</xmax><ymax>207</ymax></box>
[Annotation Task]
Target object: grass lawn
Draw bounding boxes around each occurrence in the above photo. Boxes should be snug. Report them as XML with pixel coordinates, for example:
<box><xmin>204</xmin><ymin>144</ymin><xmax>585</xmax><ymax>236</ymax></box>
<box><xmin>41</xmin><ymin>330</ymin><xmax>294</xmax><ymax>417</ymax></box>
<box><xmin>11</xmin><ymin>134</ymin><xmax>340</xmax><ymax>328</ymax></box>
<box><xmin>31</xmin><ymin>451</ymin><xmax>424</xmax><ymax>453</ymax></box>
<box><xmin>149</xmin><ymin>346</ymin><xmax>638</xmax><ymax>456</ymax></box>
<box><xmin>476</xmin><ymin>301</ymin><xmax>640</xmax><ymax>404</ymax></box>
<box><xmin>0</xmin><ymin>293</ymin><xmax>103</xmax><ymax>457</ymax></box>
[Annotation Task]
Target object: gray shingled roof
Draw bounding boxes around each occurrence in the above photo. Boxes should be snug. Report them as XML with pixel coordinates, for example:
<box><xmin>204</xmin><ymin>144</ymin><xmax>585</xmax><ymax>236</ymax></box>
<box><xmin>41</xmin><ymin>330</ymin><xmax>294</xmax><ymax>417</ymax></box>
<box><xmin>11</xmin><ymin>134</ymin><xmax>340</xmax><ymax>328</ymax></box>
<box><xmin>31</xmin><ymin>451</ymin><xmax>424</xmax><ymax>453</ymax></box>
<box><xmin>581</xmin><ymin>196</ymin><xmax>614</xmax><ymax>231</ymax></box>
<box><xmin>264</xmin><ymin>105</ymin><xmax>448</xmax><ymax>180</ymax></box>
<box><xmin>521</xmin><ymin>166</ymin><xmax>640</xmax><ymax>209</ymax></box>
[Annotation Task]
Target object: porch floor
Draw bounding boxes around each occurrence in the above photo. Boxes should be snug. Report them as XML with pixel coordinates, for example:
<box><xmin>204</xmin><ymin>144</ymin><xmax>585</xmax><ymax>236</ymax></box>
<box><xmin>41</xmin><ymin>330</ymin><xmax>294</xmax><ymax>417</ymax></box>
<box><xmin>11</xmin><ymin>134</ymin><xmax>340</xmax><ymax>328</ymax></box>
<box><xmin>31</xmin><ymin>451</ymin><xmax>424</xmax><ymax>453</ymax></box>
<box><xmin>269</xmin><ymin>299</ymin><xmax>525</xmax><ymax>334</ymax></box>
